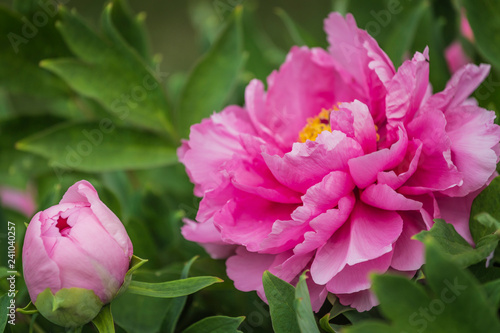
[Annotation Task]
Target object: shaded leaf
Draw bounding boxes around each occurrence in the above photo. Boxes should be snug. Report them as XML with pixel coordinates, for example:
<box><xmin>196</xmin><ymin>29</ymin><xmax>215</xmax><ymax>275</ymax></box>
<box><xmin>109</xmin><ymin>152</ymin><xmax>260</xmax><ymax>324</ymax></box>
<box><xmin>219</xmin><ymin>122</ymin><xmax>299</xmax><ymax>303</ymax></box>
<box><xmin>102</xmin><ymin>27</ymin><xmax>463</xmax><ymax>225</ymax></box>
<box><xmin>262</xmin><ymin>271</ymin><xmax>300</xmax><ymax>333</ymax></box>
<box><xmin>127</xmin><ymin>276</ymin><xmax>222</xmax><ymax>298</ymax></box>
<box><xmin>42</xmin><ymin>7</ymin><xmax>176</xmax><ymax>137</ymax></box>
<box><xmin>294</xmin><ymin>272</ymin><xmax>320</xmax><ymax>333</ymax></box>
<box><xmin>92</xmin><ymin>304</ymin><xmax>115</xmax><ymax>333</ymax></box>
<box><xmin>462</xmin><ymin>0</ymin><xmax>500</xmax><ymax>70</ymax></box>
<box><xmin>177</xmin><ymin>5</ymin><xmax>245</xmax><ymax>138</ymax></box>
<box><xmin>16</xmin><ymin>122</ymin><xmax>178</xmax><ymax>172</ymax></box>
<box><xmin>182</xmin><ymin>316</ymin><xmax>244</xmax><ymax>333</ymax></box>
<box><xmin>413</xmin><ymin>219</ymin><xmax>498</xmax><ymax>268</ymax></box>
<box><xmin>103</xmin><ymin>0</ymin><xmax>151</xmax><ymax>62</ymax></box>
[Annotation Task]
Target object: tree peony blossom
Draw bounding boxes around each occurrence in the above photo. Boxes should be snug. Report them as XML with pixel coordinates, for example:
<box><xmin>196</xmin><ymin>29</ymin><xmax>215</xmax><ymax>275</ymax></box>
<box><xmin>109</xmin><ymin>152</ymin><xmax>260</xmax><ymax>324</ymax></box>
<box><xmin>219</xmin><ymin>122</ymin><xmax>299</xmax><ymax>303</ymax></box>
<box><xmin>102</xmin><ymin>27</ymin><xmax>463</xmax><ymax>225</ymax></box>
<box><xmin>22</xmin><ymin>180</ymin><xmax>133</xmax><ymax>326</ymax></box>
<box><xmin>178</xmin><ymin>12</ymin><xmax>500</xmax><ymax>311</ymax></box>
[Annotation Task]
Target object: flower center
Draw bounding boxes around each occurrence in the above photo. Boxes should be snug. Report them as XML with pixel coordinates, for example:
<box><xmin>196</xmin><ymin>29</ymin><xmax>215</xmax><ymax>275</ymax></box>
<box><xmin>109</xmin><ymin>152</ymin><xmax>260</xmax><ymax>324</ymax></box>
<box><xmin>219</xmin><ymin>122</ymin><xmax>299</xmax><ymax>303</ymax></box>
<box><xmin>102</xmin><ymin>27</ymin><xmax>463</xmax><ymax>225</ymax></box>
<box><xmin>298</xmin><ymin>108</ymin><xmax>332</xmax><ymax>142</ymax></box>
<box><xmin>56</xmin><ymin>216</ymin><xmax>71</xmax><ymax>236</ymax></box>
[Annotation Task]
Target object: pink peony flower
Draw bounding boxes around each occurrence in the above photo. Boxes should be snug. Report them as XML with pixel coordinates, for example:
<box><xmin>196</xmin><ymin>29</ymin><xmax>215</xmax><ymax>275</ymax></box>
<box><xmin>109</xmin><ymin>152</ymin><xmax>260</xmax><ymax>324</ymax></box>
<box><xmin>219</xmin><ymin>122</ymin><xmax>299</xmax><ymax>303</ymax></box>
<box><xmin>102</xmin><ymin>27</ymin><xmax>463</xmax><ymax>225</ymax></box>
<box><xmin>0</xmin><ymin>186</ymin><xmax>36</xmax><ymax>217</ymax></box>
<box><xmin>23</xmin><ymin>180</ymin><xmax>133</xmax><ymax>325</ymax></box>
<box><xmin>178</xmin><ymin>13</ymin><xmax>500</xmax><ymax>311</ymax></box>
<box><xmin>445</xmin><ymin>41</ymin><xmax>472</xmax><ymax>74</ymax></box>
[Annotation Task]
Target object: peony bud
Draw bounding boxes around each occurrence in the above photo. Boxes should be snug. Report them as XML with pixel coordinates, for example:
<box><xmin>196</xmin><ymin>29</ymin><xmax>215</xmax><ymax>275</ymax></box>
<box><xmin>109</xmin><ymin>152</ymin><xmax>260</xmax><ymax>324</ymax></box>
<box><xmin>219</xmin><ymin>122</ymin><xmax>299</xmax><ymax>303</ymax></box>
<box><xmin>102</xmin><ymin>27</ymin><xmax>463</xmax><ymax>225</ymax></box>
<box><xmin>22</xmin><ymin>180</ymin><xmax>133</xmax><ymax>327</ymax></box>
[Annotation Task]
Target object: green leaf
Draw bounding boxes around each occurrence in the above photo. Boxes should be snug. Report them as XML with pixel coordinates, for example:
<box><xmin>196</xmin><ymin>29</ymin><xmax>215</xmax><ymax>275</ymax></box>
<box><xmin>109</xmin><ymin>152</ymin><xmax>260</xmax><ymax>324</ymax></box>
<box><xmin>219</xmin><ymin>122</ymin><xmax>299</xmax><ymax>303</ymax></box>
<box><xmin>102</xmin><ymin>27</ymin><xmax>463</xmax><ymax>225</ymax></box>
<box><xmin>127</xmin><ymin>276</ymin><xmax>222</xmax><ymax>298</ymax></box>
<box><xmin>0</xmin><ymin>115</ymin><xmax>63</xmax><ymax>188</ymax></box>
<box><xmin>0</xmin><ymin>293</ymin><xmax>11</xmax><ymax>332</ymax></box>
<box><xmin>162</xmin><ymin>256</ymin><xmax>198</xmax><ymax>333</ymax></box>
<box><xmin>345</xmin><ymin>238</ymin><xmax>500</xmax><ymax>333</ymax></box>
<box><xmin>0</xmin><ymin>7</ymin><xmax>81</xmax><ymax>118</ymax></box>
<box><xmin>470</xmin><ymin>177</ymin><xmax>500</xmax><ymax>241</ymax></box>
<box><xmin>41</xmin><ymin>7</ymin><xmax>176</xmax><ymax>138</ymax></box>
<box><xmin>483</xmin><ymin>279</ymin><xmax>500</xmax><ymax>308</ymax></box>
<box><xmin>182</xmin><ymin>316</ymin><xmax>245</xmax><ymax>333</ymax></box>
<box><xmin>275</xmin><ymin>8</ymin><xmax>318</xmax><ymax>47</ymax></box>
<box><xmin>177</xmin><ymin>5</ymin><xmax>245</xmax><ymax>138</ymax></box>
<box><xmin>92</xmin><ymin>304</ymin><xmax>115</xmax><ymax>333</ymax></box>
<box><xmin>319</xmin><ymin>314</ymin><xmax>337</xmax><ymax>333</ymax></box>
<box><xmin>112</xmin><ymin>292</ymin><xmax>170</xmax><ymax>333</ymax></box>
<box><xmin>16</xmin><ymin>122</ymin><xmax>178</xmax><ymax>172</ymax></box>
<box><xmin>262</xmin><ymin>271</ymin><xmax>300</xmax><ymax>333</ymax></box>
<box><xmin>102</xmin><ymin>0</ymin><xmax>151</xmax><ymax>63</ymax></box>
<box><xmin>413</xmin><ymin>219</ymin><xmax>498</xmax><ymax>268</ymax></box>
<box><xmin>0</xmin><ymin>266</ymin><xmax>20</xmax><ymax>280</ymax></box>
<box><xmin>294</xmin><ymin>272</ymin><xmax>320</xmax><ymax>333</ymax></box>
<box><xmin>12</xmin><ymin>0</ymin><xmax>39</xmax><ymax>14</ymax></box>
<box><xmin>462</xmin><ymin>0</ymin><xmax>500</xmax><ymax>70</ymax></box>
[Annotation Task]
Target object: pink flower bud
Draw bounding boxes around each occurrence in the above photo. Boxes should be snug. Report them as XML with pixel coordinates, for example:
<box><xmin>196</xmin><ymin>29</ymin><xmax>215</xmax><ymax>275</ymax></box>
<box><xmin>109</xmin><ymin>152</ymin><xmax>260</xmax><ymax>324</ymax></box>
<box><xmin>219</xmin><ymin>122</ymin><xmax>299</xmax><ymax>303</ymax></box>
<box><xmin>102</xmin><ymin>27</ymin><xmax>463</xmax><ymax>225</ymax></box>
<box><xmin>22</xmin><ymin>180</ymin><xmax>133</xmax><ymax>310</ymax></box>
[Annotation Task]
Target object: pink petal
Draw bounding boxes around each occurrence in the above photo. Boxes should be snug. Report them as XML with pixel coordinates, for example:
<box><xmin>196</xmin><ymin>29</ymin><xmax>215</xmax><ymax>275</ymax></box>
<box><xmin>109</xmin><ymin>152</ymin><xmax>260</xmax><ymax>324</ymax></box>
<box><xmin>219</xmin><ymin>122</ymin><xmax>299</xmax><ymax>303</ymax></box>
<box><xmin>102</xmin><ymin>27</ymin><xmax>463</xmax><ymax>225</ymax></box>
<box><xmin>254</xmin><ymin>46</ymin><xmax>355</xmax><ymax>148</ymax></box>
<box><xmin>264</xmin><ymin>131</ymin><xmax>363</xmax><ymax>193</ymax></box>
<box><xmin>427</xmin><ymin>64</ymin><xmax>490</xmax><ymax>111</ymax></box>
<box><xmin>0</xmin><ymin>186</ymin><xmax>36</xmax><ymax>217</ymax></box>
<box><xmin>376</xmin><ymin>139</ymin><xmax>423</xmax><ymax>190</ymax></box>
<box><xmin>326</xmin><ymin>252</ymin><xmax>392</xmax><ymax>294</ymax></box>
<box><xmin>435</xmin><ymin>193</ymin><xmax>478</xmax><ymax>245</ymax></box>
<box><xmin>324</xmin><ymin>13</ymin><xmax>395</xmax><ymax>124</ymax></box>
<box><xmin>178</xmin><ymin>106</ymin><xmax>257</xmax><ymax>197</ymax></box>
<box><xmin>22</xmin><ymin>212</ymin><xmax>61</xmax><ymax>303</ymax></box>
<box><xmin>401</xmin><ymin>109</ymin><xmax>462</xmax><ymax>194</ymax></box>
<box><xmin>445</xmin><ymin>41</ymin><xmax>472</xmax><ymax>74</ymax></box>
<box><xmin>442</xmin><ymin>105</ymin><xmax>500</xmax><ymax>197</ymax></box>
<box><xmin>294</xmin><ymin>194</ymin><xmax>355</xmax><ymax>255</ymax></box>
<box><xmin>228</xmin><ymin>134</ymin><xmax>302</xmax><ymax>204</ymax></box>
<box><xmin>214</xmin><ymin>192</ymin><xmax>297</xmax><ymax>252</ymax></box>
<box><xmin>336</xmin><ymin>289</ymin><xmax>379</xmax><ymax>312</ymax></box>
<box><xmin>390</xmin><ymin>212</ymin><xmax>427</xmax><ymax>271</ymax></box>
<box><xmin>331</xmin><ymin>100</ymin><xmax>378</xmax><ymax>154</ymax></box>
<box><xmin>360</xmin><ymin>184</ymin><xmax>423</xmax><ymax>211</ymax></box>
<box><xmin>311</xmin><ymin>202</ymin><xmax>403</xmax><ymax>284</ymax></box>
<box><xmin>385</xmin><ymin>49</ymin><xmax>430</xmax><ymax>128</ymax></box>
<box><xmin>348</xmin><ymin>127</ymin><xmax>408</xmax><ymax>189</ymax></box>
<box><xmin>61</xmin><ymin>180</ymin><xmax>132</xmax><ymax>258</ymax></box>
<box><xmin>292</xmin><ymin>171</ymin><xmax>355</xmax><ymax>221</ymax></box>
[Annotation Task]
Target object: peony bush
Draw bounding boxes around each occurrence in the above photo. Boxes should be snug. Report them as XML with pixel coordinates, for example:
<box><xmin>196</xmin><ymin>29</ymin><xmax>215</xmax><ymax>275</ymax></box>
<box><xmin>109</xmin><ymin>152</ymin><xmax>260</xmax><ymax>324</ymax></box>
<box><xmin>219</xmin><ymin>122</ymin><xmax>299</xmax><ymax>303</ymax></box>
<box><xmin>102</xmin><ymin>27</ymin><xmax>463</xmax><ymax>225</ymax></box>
<box><xmin>179</xmin><ymin>12</ymin><xmax>500</xmax><ymax>311</ymax></box>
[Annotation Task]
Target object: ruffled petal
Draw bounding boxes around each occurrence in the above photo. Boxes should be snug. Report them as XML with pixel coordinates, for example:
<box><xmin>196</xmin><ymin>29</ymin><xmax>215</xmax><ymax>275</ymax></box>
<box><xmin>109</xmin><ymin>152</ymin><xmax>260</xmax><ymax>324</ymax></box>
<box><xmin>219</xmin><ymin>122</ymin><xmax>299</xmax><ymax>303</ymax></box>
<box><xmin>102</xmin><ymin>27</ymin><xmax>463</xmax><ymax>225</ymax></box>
<box><xmin>360</xmin><ymin>183</ymin><xmax>422</xmax><ymax>211</ymax></box>
<box><xmin>348</xmin><ymin>127</ymin><xmax>408</xmax><ymax>189</ymax></box>
<box><xmin>390</xmin><ymin>212</ymin><xmax>427</xmax><ymax>271</ymax></box>
<box><xmin>311</xmin><ymin>202</ymin><xmax>403</xmax><ymax>284</ymax></box>
<box><xmin>178</xmin><ymin>106</ymin><xmax>257</xmax><ymax>197</ymax></box>
<box><xmin>264</xmin><ymin>131</ymin><xmax>363</xmax><ymax>193</ymax></box>
<box><xmin>336</xmin><ymin>289</ymin><xmax>379</xmax><ymax>312</ymax></box>
<box><xmin>426</xmin><ymin>64</ymin><xmax>490</xmax><ymax>111</ymax></box>
<box><xmin>442</xmin><ymin>105</ymin><xmax>500</xmax><ymax>197</ymax></box>
<box><xmin>385</xmin><ymin>49</ymin><xmax>430</xmax><ymax>128</ymax></box>
<box><xmin>331</xmin><ymin>100</ymin><xmax>378</xmax><ymax>154</ymax></box>
<box><xmin>326</xmin><ymin>252</ymin><xmax>392</xmax><ymax>294</ymax></box>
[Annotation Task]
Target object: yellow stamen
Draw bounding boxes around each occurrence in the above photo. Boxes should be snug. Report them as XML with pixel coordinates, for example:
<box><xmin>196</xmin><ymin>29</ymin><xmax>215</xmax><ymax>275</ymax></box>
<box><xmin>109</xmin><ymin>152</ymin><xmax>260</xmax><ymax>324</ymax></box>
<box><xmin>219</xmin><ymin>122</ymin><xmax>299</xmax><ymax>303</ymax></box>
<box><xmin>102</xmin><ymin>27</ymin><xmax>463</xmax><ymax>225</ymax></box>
<box><xmin>298</xmin><ymin>105</ymin><xmax>380</xmax><ymax>143</ymax></box>
<box><xmin>298</xmin><ymin>109</ymin><xmax>332</xmax><ymax>142</ymax></box>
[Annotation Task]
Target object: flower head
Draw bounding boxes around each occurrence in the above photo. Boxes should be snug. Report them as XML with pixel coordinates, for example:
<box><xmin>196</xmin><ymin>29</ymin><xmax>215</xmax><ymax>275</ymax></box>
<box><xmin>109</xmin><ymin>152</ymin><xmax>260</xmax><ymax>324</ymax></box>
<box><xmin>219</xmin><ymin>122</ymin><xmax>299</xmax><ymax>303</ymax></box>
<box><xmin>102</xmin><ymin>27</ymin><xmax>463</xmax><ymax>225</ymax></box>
<box><xmin>178</xmin><ymin>13</ymin><xmax>500</xmax><ymax>311</ymax></box>
<box><xmin>22</xmin><ymin>180</ymin><xmax>133</xmax><ymax>326</ymax></box>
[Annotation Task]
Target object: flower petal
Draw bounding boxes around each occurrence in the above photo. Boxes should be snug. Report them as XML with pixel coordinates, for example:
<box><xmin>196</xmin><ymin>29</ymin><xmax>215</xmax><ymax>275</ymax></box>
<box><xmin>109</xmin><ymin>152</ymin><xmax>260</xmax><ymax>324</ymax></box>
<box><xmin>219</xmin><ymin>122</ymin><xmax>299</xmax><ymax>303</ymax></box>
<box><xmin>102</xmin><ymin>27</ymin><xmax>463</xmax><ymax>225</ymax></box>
<box><xmin>61</xmin><ymin>180</ymin><xmax>132</xmax><ymax>258</ymax></box>
<box><xmin>22</xmin><ymin>212</ymin><xmax>61</xmax><ymax>303</ymax></box>
<box><xmin>264</xmin><ymin>131</ymin><xmax>363</xmax><ymax>193</ymax></box>
<box><xmin>348</xmin><ymin>127</ymin><xmax>408</xmax><ymax>189</ymax></box>
<box><xmin>390</xmin><ymin>212</ymin><xmax>426</xmax><ymax>271</ymax></box>
<box><xmin>326</xmin><ymin>252</ymin><xmax>392</xmax><ymax>294</ymax></box>
<box><xmin>311</xmin><ymin>202</ymin><xmax>403</xmax><ymax>284</ymax></box>
<box><xmin>442</xmin><ymin>105</ymin><xmax>500</xmax><ymax>197</ymax></box>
